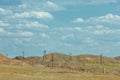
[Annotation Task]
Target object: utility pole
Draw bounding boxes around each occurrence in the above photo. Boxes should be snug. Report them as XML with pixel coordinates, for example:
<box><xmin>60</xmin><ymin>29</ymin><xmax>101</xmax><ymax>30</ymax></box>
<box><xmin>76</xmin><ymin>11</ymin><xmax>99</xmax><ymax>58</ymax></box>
<box><xmin>23</xmin><ymin>51</ymin><xmax>24</xmax><ymax>57</ymax></box>
<box><xmin>23</xmin><ymin>51</ymin><xmax>25</xmax><ymax>59</ymax></box>
<box><xmin>100</xmin><ymin>54</ymin><xmax>105</xmax><ymax>74</ymax></box>
<box><xmin>43</xmin><ymin>50</ymin><xmax>46</xmax><ymax>61</ymax></box>
<box><xmin>51</xmin><ymin>53</ymin><xmax>54</xmax><ymax>68</ymax></box>
<box><xmin>83</xmin><ymin>56</ymin><xmax>86</xmax><ymax>72</ymax></box>
<box><xmin>100</xmin><ymin>54</ymin><xmax>103</xmax><ymax>65</ymax></box>
<box><xmin>6</xmin><ymin>54</ymin><xmax>8</xmax><ymax>58</ymax></box>
<box><xmin>70</xmin><ymin>53</ymin><xmax>72</xmax><ymax>61</ymax></box>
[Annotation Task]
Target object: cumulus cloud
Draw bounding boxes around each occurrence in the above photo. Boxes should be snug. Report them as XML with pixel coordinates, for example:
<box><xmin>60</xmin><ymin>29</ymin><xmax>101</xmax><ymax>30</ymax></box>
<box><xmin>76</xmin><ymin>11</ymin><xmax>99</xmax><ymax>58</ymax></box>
<box><xmin>86</xmin><ymin>25</ymin><xmax>111</xmax><ymax>35</ymax></box>
<box><xmin>0</xmin><ymin>8</ymin><xmax>12</xmax><ymax>15</ymax></box>
<box><xmin>16</xmin><ymin>21</ymin><xmax>49</xmax><ymax>30</ymax></box>
<box><xmin>18</xmin><ymin>3</ymin><xmax>29</xmax><ymax>8</ymax></box>
<box><xmin>0</xmin><ymin>28</ymin><xmax>6</xmax><ymax>33</ymax></box>
<box><xmin>0</xmin><ymin>8</ymin><xmax>5</xmax><ymax>12</ymax></box>
<box><xmin>73</xmin><ymin>13</ymin><xmax>120</xmax><ymax>25</ymax></box>
<box><xmin>0</xmin><ymin>20</ymin><xmax>9</xmax><ymax>26</ymax></box>
<box><xmin>61</xmin><ymin>34</ymin><xmax>74</xmax><ymax>40</ymax></box>
<box><xmin>84</xmin><ymin>25</ymin><xmax>120</xmax><ymax>36</ymax></box>
<box><xmin>40</xmin><ymin>33</ymin><xmax>49</xmax><ymax>38</ymax></box>
<box><xmin>24</xmin><ymin>21</ymin><xmax>49</xmax><ymax>29</ymax></box>
<box><xmin>43</xmin><ymin>1</ymin><xmax>64</xmax><ymax>11</ymax></box>
<box><xmin>88</xmin><ymin>13</ymin><xmax>120</xmax><ymax>24</ymax></box>
<box><xmin>84</xmin><ymin>37</ymin><xmax>99</xmax><ymax>45</ymax></box>
<box><xmin>18</xmin><ymin>1</ymin><xmax>64</xmax><ymax>12</ymax></box>
<box><xmin>12</xmin><ymin>11</ymin><xmax>53</xmax><ymax>20</ymax></box>
<box><xmin>32</xmin><ymin>43</ymin><xmax>48</xmax><ymax>47</ymax></box>
<box><xmin>87</xmin><ymin>25</ymin><xmax>108</xmax><ymax>30</ymax></box>
<box><xmin>57</xmin><ymin>27</ymin><xmax>82</xmax><ymax>32</ymax></box>
<box><xmin>20</xmin><ymin>31</ymin><xmax>34</xmax><ymax>37</ymax></box>
<box><xmin>0</xmin><ymin>30</ymin><xmax>34</xmax><ymax>37</ymax></box>
<box><xmin>73</xmin><ymin>18</ymin><xmax>84</xmax><ymax>23</ymax></box>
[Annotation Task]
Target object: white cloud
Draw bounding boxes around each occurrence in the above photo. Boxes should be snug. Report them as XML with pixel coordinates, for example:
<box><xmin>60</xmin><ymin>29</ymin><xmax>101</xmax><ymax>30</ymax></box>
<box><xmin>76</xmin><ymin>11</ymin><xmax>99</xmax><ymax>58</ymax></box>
<box><xmin>16</xmin><ymin>21</ymin><xmax>49</xmax><ymax>30</ymax></box>
<box><xmin>32</xmin><ymin>11</ymin><xmax>53</xmax><ymax>19</ymax></box>
<box><xmin>87</xmin><ymin>25</ymin><xmax>108</xmax><ymax>30</ymax></box>
<box><xmin>74</xmin><ymin>27</ymin><xmax>82</xmax><ymax>31</ymax></box>
<box><xmin>14</xmin><ymin>38</ymin><xmax>24</xmax><ymax>45</ymax></box>
<box><xmin>44</xmin><ymin>1</ymin><xmax>64</xmax><ymax>11</ymax></box>
<box><xmin>18</xmin><ymin>3</ymin><xmax>29</xmax><ymax>8</ymax></box>
<box><xmin>61</xmin><ymin>34</ymin><xmax>74</xmax><ymax>40</ymax></box>
<box><xmin>18</xmin><ymin>1</ymin><xmax>64</xmax><ymax>11</ymax></box>
<box><xmin>20</xmin><ymin>31</ymin><xmax>34</xmax><ymax>37</ymax></box>
<box><xmin>73</xmin><ymin>18</ymin><xmax>84</xmax><ymax>23</ymax></box>
<box><xmin>86</xmin><ymin>25</ymin><xmax>108</xmax><ymax>35</ymax></box>
<box><xmin>0</xmin><ymin>8</ymin><xmax>5</xmax><ymax>12</ymax></box>
<box><xmin>57</xmin><ymin>27</ymin><xmax>82</xmax><ymax>32</ymax></box>
<box><xmin>85</xmin><ymin>25</ymin><xmax>120</xmax><ymax>35</ymax></box>
<box><xmin>32</xmin><ymin>43</ymin><xmax>48</xmax><ymax>47</ymax></box>
<box><xmin>13</xmin><ymin>12</ymin><xmax>29</xmax><ymax>18</ymax></box>
<box><xmin>25</xmin><ymin>21</ymin><xmax>49</xmax><ymax>29</ymax></box>
<box><xmin>13</xmin><ymin>11</ymin><xmax>53</xmax><ymax>20</ymax></box>
<box><xmin>84</xmin><ymin>37</ymin><xmax>96</xmax><ymax>44</ymax></box>
<box><xmin>87</xmin><ymin>13</ymin><xmax>120</xmax><ymax>24</ymax></box>
<box><xmin>40</xmin><ymin>33</ymin><xmax>49</xmax><ymax>38</ymax></box>
<box><xmin>0</xmin><ymin>30</ymin><xmax>34</xmax><ymax>37</ymax></box>
<box><xmin>60</xmin><ymin>43</ymin><xmax>72</xmax><ymax>47</ymax></box>
<box><xmin>74</xmin><ymin>13</ymin><xmax>120</xmax><ymax>25</ymax></box>
<box><xmin>0</xmin><ymin>28</ymin><xmax>6</xmax><ymax>33</ymax></box>
<box><xmin>94</xmin><ymin>28</ymin><xmax>120</xmax><ymax>35</ymax></box>
<box><xmin>0</xmin><ymin>8</ymin><xmax>12</xmax><ymax>15</ymax></box>
<box><xmin>0</xmin><ymin>21</ymin><xmax>9</xmax><ymax>26</ymax></box>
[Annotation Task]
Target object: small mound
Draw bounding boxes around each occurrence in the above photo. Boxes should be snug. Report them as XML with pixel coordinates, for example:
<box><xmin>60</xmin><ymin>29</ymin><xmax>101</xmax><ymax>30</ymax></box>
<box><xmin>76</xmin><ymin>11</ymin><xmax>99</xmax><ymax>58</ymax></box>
<box><xmin>0</xmin><ymin>53</ymin><xmax>10</xmax><ymax>62</ymax></box>
<box><xmin>114</xmin><ymin>56</ymin><xmax>120</xmax><ymax>61</ymax></box>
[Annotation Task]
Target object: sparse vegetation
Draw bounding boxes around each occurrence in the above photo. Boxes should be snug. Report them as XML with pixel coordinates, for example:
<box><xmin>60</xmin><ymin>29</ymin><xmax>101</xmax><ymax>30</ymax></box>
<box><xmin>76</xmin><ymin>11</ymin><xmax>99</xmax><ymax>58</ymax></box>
<box><xmin>0</xmin><ymin>64</ymin><xmax>120</xmax><ymax>80</ymax></box>
<box><xmin>0</xmin><ymin>53</ymin><xmax>120</xmax><ymax>80</ymax></box>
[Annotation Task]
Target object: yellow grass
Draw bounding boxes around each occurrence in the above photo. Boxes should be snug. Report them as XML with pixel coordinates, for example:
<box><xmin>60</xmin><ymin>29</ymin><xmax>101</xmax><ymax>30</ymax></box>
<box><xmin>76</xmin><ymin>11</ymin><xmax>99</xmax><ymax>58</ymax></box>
<box><xmin>0</xmin><ymin>64</ymin><xmax>120</xmax><ymax>80</ymax></box>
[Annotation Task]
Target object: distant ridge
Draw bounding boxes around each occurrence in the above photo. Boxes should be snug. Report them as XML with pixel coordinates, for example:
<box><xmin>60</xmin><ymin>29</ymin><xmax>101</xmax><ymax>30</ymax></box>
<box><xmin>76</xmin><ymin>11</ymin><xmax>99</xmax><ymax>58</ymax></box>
<box><xmin>0</xmin><ymin>52</ymin><xmax>120</xmax><ymax>75</ymax></box>
<box><xmin>13</xmin><ymin>52</ymin><xmax>118</xmax><ymax>65</ymax></box>
<box><xmin>0</xmin><ymin>52</ymin><xmax>119</xmax><ymax>66</ymax></box>
<box><xmin>114</xmin><ymin>56</ymin><xmax>120</xmax><ymax>61</ymax></box>
<box><xmin>0</xmin><ymin>53</ymin><xmax>10</xmax><ymax>62</ymax></box>
<box><xmin>0</xmin><ymin>53</ymin><xmax>29</xmax><ymax>66</ymax></box>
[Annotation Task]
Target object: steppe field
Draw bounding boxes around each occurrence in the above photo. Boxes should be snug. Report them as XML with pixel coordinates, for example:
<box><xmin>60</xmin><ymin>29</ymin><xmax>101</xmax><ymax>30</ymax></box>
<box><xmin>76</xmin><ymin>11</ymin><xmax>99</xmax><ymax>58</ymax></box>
<box><xmin>0</xmin><ymin>64</ymin><xmax>120</xmax><ymax>80</ymax></box>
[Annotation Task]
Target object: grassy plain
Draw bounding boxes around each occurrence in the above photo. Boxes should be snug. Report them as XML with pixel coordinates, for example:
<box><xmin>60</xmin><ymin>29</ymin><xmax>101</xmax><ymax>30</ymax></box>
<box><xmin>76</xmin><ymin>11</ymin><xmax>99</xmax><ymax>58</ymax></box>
<box><xmin>0</xmin><ymin>64</ymin><xmax>120</xmax><ymax>80</ymax></box>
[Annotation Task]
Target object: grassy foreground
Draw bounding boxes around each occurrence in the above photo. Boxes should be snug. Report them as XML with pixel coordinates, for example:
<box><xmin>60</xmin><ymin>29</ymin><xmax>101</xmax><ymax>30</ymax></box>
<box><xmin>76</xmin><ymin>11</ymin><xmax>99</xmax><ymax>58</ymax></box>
<box><xmin>0</xmin><ymin>64</ymin><xmax>120</xmax><ymax>80</ymax></box>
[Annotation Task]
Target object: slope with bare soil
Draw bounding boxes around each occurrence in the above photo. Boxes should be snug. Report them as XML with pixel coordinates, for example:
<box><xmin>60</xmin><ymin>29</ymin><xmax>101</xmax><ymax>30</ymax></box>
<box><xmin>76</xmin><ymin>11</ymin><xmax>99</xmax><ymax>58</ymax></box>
<box><xmin>0</xmin><ymin>53</ymin><xmax>11</xmax><ymax>64</ymax></box>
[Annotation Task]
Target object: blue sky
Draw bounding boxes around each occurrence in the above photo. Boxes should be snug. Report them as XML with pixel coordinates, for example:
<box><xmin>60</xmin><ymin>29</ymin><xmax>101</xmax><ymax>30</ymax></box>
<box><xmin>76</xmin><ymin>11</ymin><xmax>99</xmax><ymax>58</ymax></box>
<box><xmin>0</xmin><ymin>0</ymin><xmax>120</xmax><ymax>57</ymax></box>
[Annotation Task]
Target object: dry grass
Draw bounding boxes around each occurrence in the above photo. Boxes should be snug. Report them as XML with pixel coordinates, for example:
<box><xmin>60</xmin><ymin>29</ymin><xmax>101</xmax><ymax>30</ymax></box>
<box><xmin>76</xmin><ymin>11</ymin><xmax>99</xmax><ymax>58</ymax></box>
<box><xmin>0</xmin><ymin>64</ymin><xmax>120</xmax><ymax>80</ymax></box>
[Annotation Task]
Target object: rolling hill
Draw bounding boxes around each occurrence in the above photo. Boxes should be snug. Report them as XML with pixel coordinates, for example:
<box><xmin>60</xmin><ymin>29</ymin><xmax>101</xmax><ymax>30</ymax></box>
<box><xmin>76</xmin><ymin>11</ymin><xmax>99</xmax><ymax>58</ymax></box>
<box><xmin>0</xmin><ymin>52</ymin><xmax>120</xmax><ymax>75</ymax></box>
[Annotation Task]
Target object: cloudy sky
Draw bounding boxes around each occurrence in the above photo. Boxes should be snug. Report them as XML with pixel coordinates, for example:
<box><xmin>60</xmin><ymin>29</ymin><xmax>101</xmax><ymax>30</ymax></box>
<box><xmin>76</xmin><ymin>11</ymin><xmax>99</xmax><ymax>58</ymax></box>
<box><xmin>0</xmin><ymin>0</ymin><xmax>120</xmax><ymax>57</ymax></box>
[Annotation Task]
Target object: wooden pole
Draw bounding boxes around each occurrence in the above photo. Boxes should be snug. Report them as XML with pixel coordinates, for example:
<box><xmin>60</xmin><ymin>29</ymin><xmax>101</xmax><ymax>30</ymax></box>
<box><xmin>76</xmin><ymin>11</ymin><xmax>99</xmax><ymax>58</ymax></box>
<box><xmin>23</xmin><ymin>51</ymin><xmax>25</xmax><ymax>59</ymax></box>
<box><xmin>70</xmin><ymin>53</ymin><xmax>72</xmax><ymax>61</ymax></box>
<box><xmin>100</xmin><ymin>54</ymin><xmax>105</xmax><ymax>74</ymax></box>
<box><xmin>43</xmin><ymin>50</ymin><xmax>46</xmax><ymax>61</ymax></box>
<box><xmin>83</xmin><ymin>56</ymin><xmax>86</xmax><ymax>72</ymax></box>
<box><xmin>51</xmin><ymin>53</ymin><xmax>54</xmax><ymax>68</ymax></box>
<box><xmin>100</xmin><ymin>54</ymin><xmax>103</xmax><ymax>65</ymax></box>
